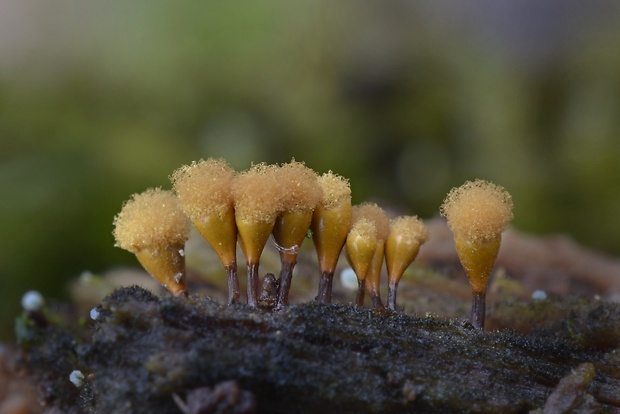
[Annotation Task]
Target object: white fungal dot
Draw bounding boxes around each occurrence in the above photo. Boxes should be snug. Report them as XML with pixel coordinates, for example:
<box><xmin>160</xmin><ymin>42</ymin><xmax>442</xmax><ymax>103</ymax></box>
<box><xmin>21</xmin><ymin>290</ymin><xmax>44</xmax><ymax>311</ymax></box>
<box><xmin>174</xmin><ymin>273</ymin><xmax>183</xmax><ymax>283</ymax></box>
<box><xmin>90</xmin><ymin>308</ymin><xmax>100</xmax><ymax>321</ymax></box>
<box><xmin>532</xmin><ymin>290</ymin><xmax>547</xmax><ymax>301</ymax></box>
<box><xmin>69</xmin><ymin>370</ymin><xmax>85</xmax><ymax>387</ymax></box>
<box><xmin>339</xmin><ymin>267</ymin><xmax>358</xmax><ymax>290</ymax></box>
<box><xmin>79</xmin><ymin>270</ymin><xmax>96</xmax><ymax>283</ymax></box>
<box><xmin>178</xmin><ymin>249</ymin><xmax>185</xmax><ymax>257</ymax></box>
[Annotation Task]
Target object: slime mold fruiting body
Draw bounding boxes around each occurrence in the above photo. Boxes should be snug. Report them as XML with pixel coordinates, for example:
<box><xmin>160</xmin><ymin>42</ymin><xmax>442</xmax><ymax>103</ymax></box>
<box><xmin>272</xmin><ymin>160</ymin><xmax>321</xmax><ymax>310</ymax></box>
<box><xmin>385</xmin><ymin>216</ymin><xmax>429</xmax><ymax>311</ymax></box>
<box><xmin>311</xmin><ymin>172</ymin><xmax>352</xmax><ymax>304</ymax></box>
<box><xmin>232</xmin><ymin>163</ymin><xmax>282</xmax><ymax>307</ymax></box>
<box><xmin>440</xmin><ymin>179</ymin><xmax>513</xmax><ymax>330</ymax></box>
<box><xmin>171</xmin><ymin>158</ymin><xmax>239</xmax><ymax>304</ymax></box>
<box><xmin>113</xmin><ymin>188</ymin><xmax>190</xmax><ymax>296</ymax></box>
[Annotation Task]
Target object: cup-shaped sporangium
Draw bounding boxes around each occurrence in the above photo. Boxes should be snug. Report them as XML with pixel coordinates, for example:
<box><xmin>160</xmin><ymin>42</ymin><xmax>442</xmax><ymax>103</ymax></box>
<box><xmin>385</xmin><ymin>216</ymin><xmax>429</xmax><ymax>311</ymax></box>
<box><xmin>171</xmin><ymin>158</ymin><xmax>240</xmax><ymax>304</ymax></box>
<box><xmin>311</xmin><ymin>171</ymin><xmax>352</xmax><ymax>304</ymax></box>
<box><xmin>272</xmin><ymin>160</ymin><xmax>321</xmax><ymax>309</ymax></box>
<box><xmin>113</xmin><ymin>188</ymin><xmax>190</xmax><ymax>296</ymax></box>
<box><xmin>440</xmin><ymin>179</ymin><xmax>513</xmax><ymax>330</ymax></box>
<box><xmin>232</xmin><ymin>163</ymin><xmax>283</xmax><ymax>307</ymax></box>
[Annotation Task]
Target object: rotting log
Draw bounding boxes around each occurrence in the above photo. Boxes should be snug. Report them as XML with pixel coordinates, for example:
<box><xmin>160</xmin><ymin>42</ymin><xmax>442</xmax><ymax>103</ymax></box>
<box><xmin>20</xmin><ymin>286</ymin><xmax>620</xmax><ymax>413</ymax></box>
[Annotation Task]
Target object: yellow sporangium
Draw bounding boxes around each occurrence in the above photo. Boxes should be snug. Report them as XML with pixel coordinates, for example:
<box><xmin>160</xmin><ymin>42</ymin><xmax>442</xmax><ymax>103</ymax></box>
<box><xmin>113</xmin><ymin>188</ymin><xmax>190</xmax><ymax>297</ymax></box>
<box><xmin>440</xmin><ymin>179</ymin><xmax>513</xmax><ymax>330</ymax></box>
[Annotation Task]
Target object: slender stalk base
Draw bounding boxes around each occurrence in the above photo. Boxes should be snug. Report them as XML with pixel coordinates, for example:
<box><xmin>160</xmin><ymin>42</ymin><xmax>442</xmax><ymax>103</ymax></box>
<box><xmin>387</xmin><ymin>281</ymin><xmax>398</xmax><ymax>311</ymax></box>
<box><xmin>226</xmin><ymin>263</ymin><xmax>240</xmax><ymax>305</ymax></box>
<box><xmin>471</xmin><ymin>291</ymin><xmax>486</xmax><ymax>331</ymax></box>
<box><xmin>355</xmin><ymin>279</ymin><xmax>366</xmax><ymax>308</ymax></box>
<box><xmin>275</xmin><ymin>261</ymin><xmax>295</xmax><ymax>311</ymax></box>
<box><xmin>369</xmin><ymin>289</ymin><xmax>383</xmax><ymax>308</ymax></box>
<box><xmin>316</xmin><ymin>271</ymin><xmax>334</xmax><ymax>304</ymax></box>
<box><xmin>247</xmin><ymin>262</ymin><xmax>260</xmax><ymax>307</ymax></box>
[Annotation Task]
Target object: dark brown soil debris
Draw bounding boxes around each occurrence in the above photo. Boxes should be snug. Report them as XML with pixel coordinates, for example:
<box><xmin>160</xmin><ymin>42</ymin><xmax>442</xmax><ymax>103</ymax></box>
<box><xmin>17</xmin><ymin>285</ymin><xmax>620</xmax><ymax>413</ymax></box>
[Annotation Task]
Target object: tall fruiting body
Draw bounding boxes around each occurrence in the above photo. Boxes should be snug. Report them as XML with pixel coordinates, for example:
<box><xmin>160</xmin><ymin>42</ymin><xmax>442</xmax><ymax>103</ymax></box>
<box><xmin>311</xmin><ymin>172</ymin><xmax>352</xmax><ymax>304</ymax></box>
<box><xmin>232</xmin><ymin>163</ymin><xmax>282</xmax><ymax>307</ymax></box>
<box><xmin>272</xmin><ymin>160</ymin><xmax>321</xmax><ymax>310</ymax></box>
<box><xmin>170</xmin><ymin>159</ymin><xmax>239</xmax><ymax>305</ymax></box>
<box><xmin>385</xmin><ymin>216</ymin><xmax>429</xmax><ymax>311</ymax></box>
<box><xmin>113</xmin><ymin>188</ymin><xmax>190</xmax><ymax>296</ymax></box>
<box><xmin>440</xmin><ymin>179</ymin><xmax>513</xmax><ymax>331</ymax></box>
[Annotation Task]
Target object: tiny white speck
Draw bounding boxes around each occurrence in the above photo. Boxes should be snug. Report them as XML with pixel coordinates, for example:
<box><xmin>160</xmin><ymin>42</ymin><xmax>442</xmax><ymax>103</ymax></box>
<box><xmin>21</xmin><ymin>291</ymin><xmax>44</xmax><ymax>311</ymax></box>
<box><xmin>178</xmin><ymin>249</ymin><xmax>185</xmax><ymax>257</ymax></box>
<box><xmin>532</xmin><ymin>290</ymin><xmax>547</xmax><ymax>301</ymax></box>
<box><xmin>339</xmin><ymin>267</ymin><xmax>358</xmax><ymax>290</ymax></box>
<box><xmin>174</xmin><ymin>273</ymin><xmax>183</xmax><ymax>283</ymax></box>
<box><xmin>70</xmin><ymin>370</ymin><xmax>85</xmax><ymax>387</ymax></box>
<box><xmin>90</xmin><ymin>308</ymin><xmax>99</xmax><ymax>320</ymax></box>
<box><xmin>79</xmin><ymin>270</ymin><xmax>96</xmax><ymax>283</ymax></box>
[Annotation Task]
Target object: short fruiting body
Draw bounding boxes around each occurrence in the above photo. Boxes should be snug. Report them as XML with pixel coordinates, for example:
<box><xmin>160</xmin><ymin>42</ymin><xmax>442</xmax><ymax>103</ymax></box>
<box><xmin>113</xmin><ymin>188</ymin><xmax>190</xmax><ymax>296</ymax></box>
<box><xmin>347</xmin><ymin>203</ymin><xmax>390</xmax><ymax>307</ymax></box>
<box><xmin>171</xmin><ymin>158</ymin><xmax>239</xmax><ymax>304</ymax></box>
<box><xmin>272</xmin><ymin>160</ymin><xmax>321</xmax><ymax>310</ymax></box>
<box><xmin>385</xmin><ymin>216</ymin><xmax>429</xmax><ymax>311</ymax></box>
<box><xmin>311</xmin><ymin>172</ymin><xmax>352</xmax><ymax>304</ymax></box>
<box><xmin>345</xmin><ymin>218</ymin><xmax>377</xmax><ymax>307</ymax></box>
<box><xmin>352</xmin><ymin>203</ymin><xmax>390</xmax><ymax>308</ymax></box>
<box><xmin>232</xmin><ymin>163</ymin><xmax>283</xmax><ymax>307</ymax></box>
<box><xmin>440</xmin><ymin>179</ymin><xmax>513</xmax><ymax>330</ymax></box>
<box><xmin>366</xmin><ymin>242</ymin><xmax>386</xmax><ymax>308</ymax></box>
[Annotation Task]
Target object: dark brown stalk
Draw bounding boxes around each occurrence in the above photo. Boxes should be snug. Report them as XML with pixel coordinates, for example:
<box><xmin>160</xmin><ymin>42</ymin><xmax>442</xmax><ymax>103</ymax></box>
<box><xmin>387</xmin><ymin>281</ymin><xmax>398</xmax><ymax>311</ymax></box>
<box><xmin>369</xmin><ymin>289</ymin><xmax>383</xmax><ymax>308</ymax></box>
<box><xmin>275</xmin><ymin>261</ymin><xmax>295</xmax><ymax>311</ymax></box>
<box><xmin>247</xmin><ymin>262</ymin><xmax>260</xmax><ymax>307</ymax></box>
<box><xmin>355</xmin><ymin>279</ymin><xmax>366</xmax><ymax>307</ymax></box>
<box><xmin>225</xmin><ymin>263</ymin><xmax>240</xmax><ymax>305</ymax></box>
<box><xmin>316</xmin><ymin>271</ymin><xmax>334</xmax><ymax>304</ymax></box>
<box><xmin>471</xmin><ymin>291</ymin><xmax>486</xmax><ymax>331</ymax></box>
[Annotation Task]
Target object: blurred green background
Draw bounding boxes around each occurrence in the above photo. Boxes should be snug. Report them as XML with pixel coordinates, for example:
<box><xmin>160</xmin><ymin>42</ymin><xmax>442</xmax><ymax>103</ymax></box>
<box><xmin>2</xmin><ymin>1</ymin><xmax>620</xmax><ymax>339</ymax></box>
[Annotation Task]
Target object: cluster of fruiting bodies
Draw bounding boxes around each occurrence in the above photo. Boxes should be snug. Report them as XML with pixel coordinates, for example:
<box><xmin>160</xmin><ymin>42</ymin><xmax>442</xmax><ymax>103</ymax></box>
<box><xmin>113</xmin><ymin>158</ymin><xmax>513</xmax><ymax>330</ymax></box>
